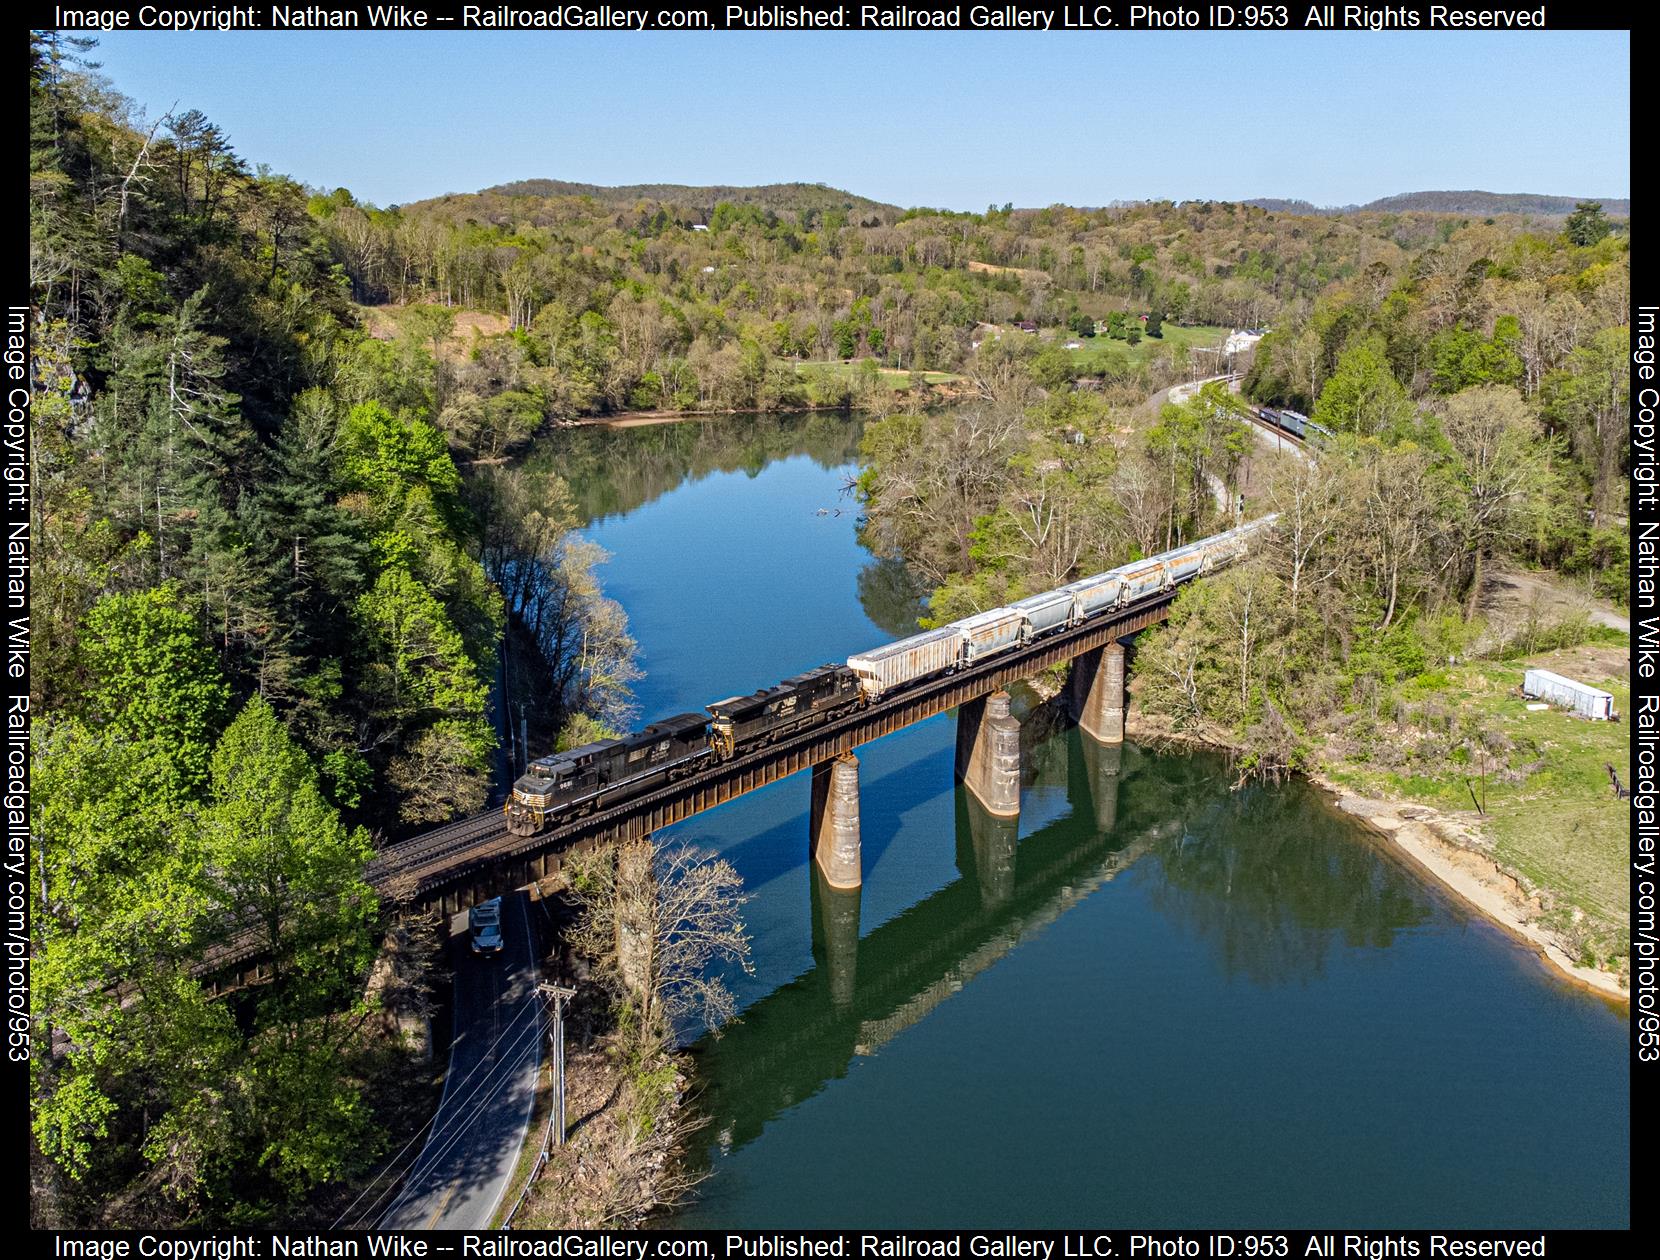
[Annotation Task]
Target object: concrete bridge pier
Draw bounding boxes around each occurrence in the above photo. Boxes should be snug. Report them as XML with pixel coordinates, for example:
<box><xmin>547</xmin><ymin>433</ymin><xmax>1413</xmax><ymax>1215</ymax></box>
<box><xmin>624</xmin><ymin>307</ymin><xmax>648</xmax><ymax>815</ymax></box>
<box><xmin>810</xmin><ymin>752</ymin><xmax>863</xmax><ymax>889</ymax></box>
<box><xmin>810</xmin><ymin>868</ymin><xmax>861</xmax><ymax>1009</ymax></box>
<box><xmin>958</xmin><ymin>792</ymin><xmax>1018</xmax><ymax>907</ymax></box>
<box><xmin>1071</xmin><ymin>641</ymin><xmax>1127</xmax><ymax>744</ymax></box>
<box><xmin>955</xmin><ymin>690</ymin><xmax>1022</xmax><ymax>817</ymax></box>
<box><xmin>1079</xmin><ymin>736</ymin><xmax>1123</xmax><ymax>835</ymax></box>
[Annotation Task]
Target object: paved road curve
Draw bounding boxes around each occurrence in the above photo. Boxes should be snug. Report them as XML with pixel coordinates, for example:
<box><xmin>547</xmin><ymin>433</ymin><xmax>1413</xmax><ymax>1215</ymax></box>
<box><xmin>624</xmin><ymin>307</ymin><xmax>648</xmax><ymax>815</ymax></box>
<box><xmin>381</xmin><ymin>892</ymin><xmax>542</xmax><ymax>1230</ymax></box>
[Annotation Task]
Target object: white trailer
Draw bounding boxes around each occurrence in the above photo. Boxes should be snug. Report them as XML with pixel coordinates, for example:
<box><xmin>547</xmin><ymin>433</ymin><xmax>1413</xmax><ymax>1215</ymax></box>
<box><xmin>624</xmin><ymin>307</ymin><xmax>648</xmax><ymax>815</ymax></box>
<box><xmin>1522</xmin><ymin>669</ymin><xmax>1616</xmax><ymax>720</ymax></box>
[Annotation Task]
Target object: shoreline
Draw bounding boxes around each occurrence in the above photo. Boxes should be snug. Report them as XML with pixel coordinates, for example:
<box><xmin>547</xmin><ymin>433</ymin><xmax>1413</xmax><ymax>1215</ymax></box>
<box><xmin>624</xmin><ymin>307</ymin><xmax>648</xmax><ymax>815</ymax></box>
<box><xmin>551</xmin><ymin>389</ymin><xmax>968</xmax><ymax>429</ymax></box>
<box><xmin>1309</xmin><ymin>771</ymin><xmax>1629</xmax><ymax>1006</ymax></box>
<box><xmin>1124</xmin><ymin>712</ymin><xmax>1630</xmax><ymax>1006</ymax></box>
<box><xmin>557</xmin><ymin>402</ymin><xmax>861</xmax><ymax>429</ymax></box>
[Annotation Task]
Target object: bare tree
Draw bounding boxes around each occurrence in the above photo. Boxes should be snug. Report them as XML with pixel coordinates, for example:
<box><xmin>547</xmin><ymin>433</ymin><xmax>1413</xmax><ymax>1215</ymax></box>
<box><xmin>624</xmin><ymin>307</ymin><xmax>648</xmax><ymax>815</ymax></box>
<box><xmin>1437</xmin><ymin>384</ymin><xmax>1555</xmax><ymax>614</ymax></box>
<box><xmin>387</xmin><ymin>723</ymin><xmax>490</xmax><ymax>824</ymax></box>
<box><xmin>1109</xmin><ymin>452</ymin><xmax>1173</xmax><ymax>561</ymax></box>
<box><xmin>1265</xmin><ymin>453</ymin><xmax>1343</xmax><ymax>618</ymax></box>
<box><xmin>567</xmin><ymin>837</ymin><xmax>753</xmax><ymax>1045</ymax></box>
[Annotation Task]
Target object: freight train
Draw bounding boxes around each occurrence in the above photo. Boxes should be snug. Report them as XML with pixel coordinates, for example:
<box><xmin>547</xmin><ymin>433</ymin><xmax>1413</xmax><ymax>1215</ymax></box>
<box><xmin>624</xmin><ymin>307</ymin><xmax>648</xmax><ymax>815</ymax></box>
<box><xmin>503</xmin><ymin>515</ymin><xmax>1279</xmax><ymax>836</ymax></box>
<box><xmin>1256</xmin><ymin>406</ymin><xmax>1333</xmax><ymax>443</ymax></box>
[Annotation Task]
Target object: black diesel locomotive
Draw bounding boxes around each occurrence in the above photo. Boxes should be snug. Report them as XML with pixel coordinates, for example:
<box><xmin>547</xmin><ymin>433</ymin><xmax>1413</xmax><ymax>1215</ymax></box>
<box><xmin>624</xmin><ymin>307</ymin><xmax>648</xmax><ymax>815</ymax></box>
<box><xmin>707</xmin><ymin>664</ymin><xmax>864</xmax><ymax>759</ymax></box>
<box><xmin>504</xmin><ymin>666</ymin><xmax>861</xmax><ymax>835</ymax></box>
<box><xmin>506</xmin><ymin>712</ymin><xmax>713</xmax><ymax>835</ymax></box>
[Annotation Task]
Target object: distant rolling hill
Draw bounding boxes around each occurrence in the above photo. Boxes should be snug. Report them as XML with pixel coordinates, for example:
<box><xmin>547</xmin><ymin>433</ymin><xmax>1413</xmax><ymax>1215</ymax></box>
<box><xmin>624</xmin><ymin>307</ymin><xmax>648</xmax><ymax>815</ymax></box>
<box><xmin>1249</xmin><ymin>190</ymin><xmax>1629</xmax><ymax>217</ymax></box>
<box><xmin>479</xmin><ymin>178</ymin><xmax>902</xmax><ymax>223</ymax></box>
<box><xmin>422</xmin><ymin>179</ymin><xmax>1626</xmax><ymax>226</ymax></box>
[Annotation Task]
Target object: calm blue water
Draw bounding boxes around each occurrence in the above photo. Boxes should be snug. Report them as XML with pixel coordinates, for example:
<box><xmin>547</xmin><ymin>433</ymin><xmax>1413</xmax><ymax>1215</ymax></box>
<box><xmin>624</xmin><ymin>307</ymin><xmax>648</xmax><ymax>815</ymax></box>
<box><xmin>539</xmin><ymin>414</ymin><xmax>1630</xmax><ymax>1229</ymax></box>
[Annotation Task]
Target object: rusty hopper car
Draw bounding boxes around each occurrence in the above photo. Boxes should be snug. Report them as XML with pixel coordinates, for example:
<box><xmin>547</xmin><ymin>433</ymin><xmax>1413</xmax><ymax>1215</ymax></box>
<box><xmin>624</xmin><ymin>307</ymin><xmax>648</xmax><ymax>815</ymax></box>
<box><xmin>949</xmin><ymin>607</ymin><xmax>1027</xmax><ymax>662</ymax></box>
<box><xmin>1008</xmin><ymin>589</ymin><xmax>1074</xmax><ymax>640</ymax></box>
<box><xmin>848</xmin><ymin>626</ymin><xmax>962</xmax><ymax>699</ymax></box>
<box><xmin>707</xmin><ymin>664</ymin><xmax>862</xmax><ymax>759</ymax></box>
<box><xmin>1163</xmin><ymin>542</ymin><xmax>1208</xmax><ymax>583</ymax></box>
<box><xmin>1060</xmin><ymin>570</ymin><xmax>1125</xmax><ymax>621</ymax></box>
<box><xmin>506</xmin><ymin>712</ymin><xmax>711</xmax><ymax>835</ymax></box>
<box><xmin>1117</xmin><ymin>556</ymin><xmax>1171</xmax><ymax>604</ymax></box>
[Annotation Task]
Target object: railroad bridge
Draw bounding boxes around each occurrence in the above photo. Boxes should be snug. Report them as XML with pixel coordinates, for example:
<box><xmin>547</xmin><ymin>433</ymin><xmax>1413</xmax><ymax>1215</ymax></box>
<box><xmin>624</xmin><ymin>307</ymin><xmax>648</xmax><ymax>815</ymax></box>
<box><xmin>205</xmin><ymin>588</ymin><xmax>1175</xmax><ymax>991</ymax></box>
<box><xmin>392</xmin><ymin>592</ymin><xmax>1162</xmax><ymax>910</ymax></box>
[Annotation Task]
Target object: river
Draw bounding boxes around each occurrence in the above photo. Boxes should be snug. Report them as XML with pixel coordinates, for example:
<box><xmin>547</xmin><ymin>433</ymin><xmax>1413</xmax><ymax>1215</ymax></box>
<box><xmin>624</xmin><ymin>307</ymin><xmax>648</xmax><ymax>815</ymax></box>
<box><xmin>524</xmin><ymin>411</ymin><xmax>1629</xmax><ymax>1228</ymax></box>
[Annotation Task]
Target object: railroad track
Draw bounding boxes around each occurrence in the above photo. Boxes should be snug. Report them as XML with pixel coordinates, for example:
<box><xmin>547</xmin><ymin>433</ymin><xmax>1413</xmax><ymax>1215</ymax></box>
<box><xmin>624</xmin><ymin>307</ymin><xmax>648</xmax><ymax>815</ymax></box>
<box><xmin>205</xmin><ymin>570</ymin><xmax>1232</xmax><ymax>980</ymax></box>
<box><xmin>1242</xmin><ymin>409</ymin><xmax>1307</xmax><ymax>448</ymax></box>
<box><xmin>368</xmin><ymin>810</ymin><xmax>507</xmax><ymax>883</ymax></box>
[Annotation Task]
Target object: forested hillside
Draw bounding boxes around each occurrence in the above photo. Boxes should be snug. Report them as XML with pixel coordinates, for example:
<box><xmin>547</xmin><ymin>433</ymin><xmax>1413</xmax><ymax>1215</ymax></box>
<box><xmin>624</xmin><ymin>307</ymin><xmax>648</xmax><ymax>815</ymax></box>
<box><xmin>1251</xmin><ymin>190</ymin><xmax>1631</xmax><ymax>217</ymax></box>
<box><xmin>851</xmin><ymin>198</ymin><xmax>1630</xmax><ymax>974</ymax></box>
<box><xmin>314</xmin><ymin>178</ymin><xmax>1629</xmax><ymax>423</ymax></box>
<box><xmin>28</xmin><ymin>36</ymin><xmax>629</xmax><ymax>1224</ymax></box>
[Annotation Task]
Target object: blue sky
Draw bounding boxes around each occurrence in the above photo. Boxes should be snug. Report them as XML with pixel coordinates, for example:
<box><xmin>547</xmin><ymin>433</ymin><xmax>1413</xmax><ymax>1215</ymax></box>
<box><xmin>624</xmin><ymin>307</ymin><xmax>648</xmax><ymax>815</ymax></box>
<box><xmin>84</xmin><ymin>30</ymin><xmax>1629</xmax><ymax>209</ymax></box>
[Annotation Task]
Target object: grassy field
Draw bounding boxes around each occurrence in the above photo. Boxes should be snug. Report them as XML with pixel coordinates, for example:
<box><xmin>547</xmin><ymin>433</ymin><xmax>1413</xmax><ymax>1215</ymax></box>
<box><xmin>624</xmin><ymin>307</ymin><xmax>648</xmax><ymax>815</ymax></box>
<box><xmin>1324</xmin><ymin>635</ymin><xmax>1631</xmax><ymax>968</ymax></box>
<box><xmin>1065</xmin><ymin>322</ymin><xmax>1232</xmax><ymax>373</ymax></box>
<box><xmin>787</xmin><ymin>359</ymin><xmax>960</xmax><ymax>388</ymax></box>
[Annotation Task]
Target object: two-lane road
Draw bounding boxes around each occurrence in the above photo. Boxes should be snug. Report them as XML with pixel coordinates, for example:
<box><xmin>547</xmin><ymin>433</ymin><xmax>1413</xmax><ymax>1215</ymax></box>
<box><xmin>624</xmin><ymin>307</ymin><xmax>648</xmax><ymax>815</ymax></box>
<box><xmin>381</xmin><ymin>892</ymin><xmax>542</xmax><ymax>1230</ymax></box>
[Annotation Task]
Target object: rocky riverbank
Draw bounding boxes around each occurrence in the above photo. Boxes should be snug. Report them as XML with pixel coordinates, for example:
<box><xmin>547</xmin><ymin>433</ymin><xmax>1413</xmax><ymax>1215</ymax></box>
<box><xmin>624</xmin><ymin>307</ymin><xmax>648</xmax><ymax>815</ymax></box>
<box><xmin>513</xmin><ymin>1037</ymin><xmax>698</xmax><ymax>1229</ymax></box>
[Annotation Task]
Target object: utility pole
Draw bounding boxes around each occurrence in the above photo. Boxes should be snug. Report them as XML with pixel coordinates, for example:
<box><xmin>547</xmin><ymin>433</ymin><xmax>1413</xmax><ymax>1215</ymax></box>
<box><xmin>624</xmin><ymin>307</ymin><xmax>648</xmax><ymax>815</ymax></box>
<box><xmin>537</xmin><ymin>982</ymin><xmax>577</xmax><ymax>1149</ymax></box>
<box><xmin>501</xmin><ymin>980</ymin><xmax>579</xmax><ymax>1230</ymax></box>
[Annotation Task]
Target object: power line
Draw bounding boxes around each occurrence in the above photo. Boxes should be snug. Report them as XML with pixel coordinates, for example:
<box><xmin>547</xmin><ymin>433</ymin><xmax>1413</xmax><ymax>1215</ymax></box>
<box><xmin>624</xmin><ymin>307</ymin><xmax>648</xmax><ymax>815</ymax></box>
<box><xmin>330</xmin><ymin>995</ymin><xmax>543</xmax><ymax>1229</ymax></box>
<box><xmin>367</xmin><ymin>1009</ymin><xmax>546</xmax><ymax>1228</ymax></box>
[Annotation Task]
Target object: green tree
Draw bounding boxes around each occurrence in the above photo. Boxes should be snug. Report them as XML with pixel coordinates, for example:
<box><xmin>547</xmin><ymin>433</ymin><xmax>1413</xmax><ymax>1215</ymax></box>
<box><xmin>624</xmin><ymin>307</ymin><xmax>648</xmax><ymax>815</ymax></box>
<box><xmin>337</xmin><ymin>401</ymin><xmax>462</xmax><ymax>517</ymax></box>
<box><xmin>1429</xmin><ymin>317</ymin><xmax>1523</xmax><ymax>393</ymax></box>
<box><xmin>31</xmin><ymin>718</ymin><xmax>223</xmax><ymax>1188</ymax></box>
<box><xmin>194</xmin><ymin>696</ymin><xmax>380</xmax><ymax>1200</ymax></box>
<box><xmin>1563</xmin><ymin>201</ymin><xmax>1612</xmax><ymax>247</ymax></box>
<box><xmin>81</xmin><ymin>585</ymin><xmax>230</xmax><ymax>793</ymax></box>
<box><xmin>1312</xmin><ymin>336</ymin><xmax>1415</xmax><ymax>439</ymax></box>
<box><xmin>353</xmin><ymin>566</ymin><xmax>494</xmax><ymax>817</ymax></box>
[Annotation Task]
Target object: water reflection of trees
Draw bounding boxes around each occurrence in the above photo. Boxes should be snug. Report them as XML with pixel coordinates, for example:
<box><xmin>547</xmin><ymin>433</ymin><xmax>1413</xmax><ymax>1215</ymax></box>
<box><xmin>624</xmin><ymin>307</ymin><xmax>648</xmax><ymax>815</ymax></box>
<box><xmin>521</xmin><ymin>411</ymin><xmax>867</xmax><ymax>525</ymax></box>
<box><xmin>1129</xmin><ymin>748</ymin><xmax>1433</xmax><ymax>986</ymax></box>
<box><xmin>855</xmin><ymin>557</ymin><xmax>930</xmax><ymax>637</ymax></box>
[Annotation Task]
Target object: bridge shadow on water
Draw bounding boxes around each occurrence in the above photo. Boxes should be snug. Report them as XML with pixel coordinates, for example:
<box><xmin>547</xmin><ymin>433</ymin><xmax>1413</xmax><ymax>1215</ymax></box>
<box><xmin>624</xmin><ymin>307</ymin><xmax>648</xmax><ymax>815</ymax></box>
<box><xmin>683</xmin><ymin>721</ymin><xmax>1438</xmax><ymax>1164</ymax></box>
<box><xmin>683</xmin><ymin>726</ymin><xmax>956</xmax><ymax>896</ymax></box>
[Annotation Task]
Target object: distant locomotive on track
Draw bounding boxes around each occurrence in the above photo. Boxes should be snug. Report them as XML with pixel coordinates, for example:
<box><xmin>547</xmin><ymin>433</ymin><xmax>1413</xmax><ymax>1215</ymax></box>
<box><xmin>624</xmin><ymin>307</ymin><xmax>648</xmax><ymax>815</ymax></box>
<box><xmin>1256</xmin><ymin>406</ymin><xmax>1333</xmax><ymax>443</ymax></box>
<box><xmin>504</xmin><ymin>515</ymin><xmax>1279</xmax><ymax>837</ymax></box>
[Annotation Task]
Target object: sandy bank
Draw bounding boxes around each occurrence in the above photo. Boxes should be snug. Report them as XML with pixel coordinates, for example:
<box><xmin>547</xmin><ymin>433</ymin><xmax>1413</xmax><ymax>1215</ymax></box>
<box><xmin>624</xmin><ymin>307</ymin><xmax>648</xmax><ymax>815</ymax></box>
<box><xmin>1311</xmin><ymin>775</ymin><xmax>1628</xmax><ymax>1005</ymax></box>
<box><xmin>1123</xmin><ymin>712</ymin><xmax>1628</xmax><ymax>1005</ymax></box>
